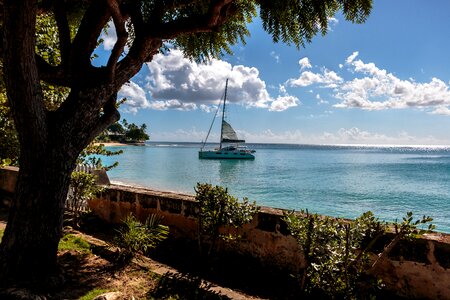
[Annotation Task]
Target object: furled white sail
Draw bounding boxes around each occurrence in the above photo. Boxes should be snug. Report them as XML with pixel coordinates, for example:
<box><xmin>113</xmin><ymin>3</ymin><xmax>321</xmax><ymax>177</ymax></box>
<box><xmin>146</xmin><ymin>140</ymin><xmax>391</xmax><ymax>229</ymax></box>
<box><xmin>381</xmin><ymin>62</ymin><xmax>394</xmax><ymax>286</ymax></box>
<box><xmin>221</xmin><ymin>120</ymin><xmax>245</xmax><ymax>143</ymax></box>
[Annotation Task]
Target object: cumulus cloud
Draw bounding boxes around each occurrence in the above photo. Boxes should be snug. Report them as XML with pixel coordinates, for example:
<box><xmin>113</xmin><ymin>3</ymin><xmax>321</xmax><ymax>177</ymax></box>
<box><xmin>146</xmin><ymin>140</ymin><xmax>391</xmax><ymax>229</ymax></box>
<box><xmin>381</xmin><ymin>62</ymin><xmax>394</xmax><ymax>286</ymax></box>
<box><xmin>299</xmin><ymin>57</ymin><xmax>312</xmax><ymax>70</ymax></box>
<box><xmin>140</xmin><ymin>49</ymin><xmax>298</xmax><ymax>112</ymax></box>
<box><xmin>287</xmin><ymin>69</ymin><xmax>343</xmax><ymax>88</ymax></box>
<box><xmin>118</xmin><ymin>81</ymin><xmax>150</xmax><ymax>113</ymax></box>
<box><xmin>269</xmin><ymin>95</ymin><xmax>300</xmax><ymax>111</ymax></box>
<box><xmin>334</xmin><ymin>53</ymin><xmax>450</xmax><ymax>111</ymax></box>
<box><xmin>286</xmin><ymin>51</ymin><xmax>450</xmax><ymax>114</ymax></box>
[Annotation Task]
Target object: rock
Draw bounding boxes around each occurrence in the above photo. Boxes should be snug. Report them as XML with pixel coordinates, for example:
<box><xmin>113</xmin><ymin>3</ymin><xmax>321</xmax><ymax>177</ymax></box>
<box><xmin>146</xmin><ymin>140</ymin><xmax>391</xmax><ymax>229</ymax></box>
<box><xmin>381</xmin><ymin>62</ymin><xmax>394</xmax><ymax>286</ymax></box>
<box><xmin>93</xmin><ymin>291</ymin><xmax>123</xmax><ymax>300</ymax></box>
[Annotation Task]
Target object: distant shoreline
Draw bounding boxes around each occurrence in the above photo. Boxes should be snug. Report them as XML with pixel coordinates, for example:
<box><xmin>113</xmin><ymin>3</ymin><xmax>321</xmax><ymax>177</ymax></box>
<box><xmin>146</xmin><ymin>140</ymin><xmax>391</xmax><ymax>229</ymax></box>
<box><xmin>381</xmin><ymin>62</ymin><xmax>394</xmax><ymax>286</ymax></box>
<box><xmin>94</xmin><ymin>142</ymin><xmax>130</xmax><ymax>146</ymax></box>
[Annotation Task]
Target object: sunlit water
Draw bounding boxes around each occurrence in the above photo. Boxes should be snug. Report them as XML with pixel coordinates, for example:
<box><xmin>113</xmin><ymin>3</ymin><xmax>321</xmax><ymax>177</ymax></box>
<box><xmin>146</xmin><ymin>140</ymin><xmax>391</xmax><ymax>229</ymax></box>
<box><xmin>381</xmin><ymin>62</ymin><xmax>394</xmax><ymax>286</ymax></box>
<box><xmin>100</xmin><ymin>142</ymin><xmax>450</xmax><ymax>233</ymax></box>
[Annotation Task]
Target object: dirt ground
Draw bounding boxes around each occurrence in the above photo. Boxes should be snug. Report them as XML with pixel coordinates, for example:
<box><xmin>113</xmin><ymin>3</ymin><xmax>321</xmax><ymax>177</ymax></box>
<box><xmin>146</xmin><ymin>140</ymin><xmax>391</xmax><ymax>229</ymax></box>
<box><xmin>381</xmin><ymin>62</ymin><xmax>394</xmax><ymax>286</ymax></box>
<box><xmin>0</xmin><ymin>209</ymin><xmax>262</xmax><ymax>300</ymax></box>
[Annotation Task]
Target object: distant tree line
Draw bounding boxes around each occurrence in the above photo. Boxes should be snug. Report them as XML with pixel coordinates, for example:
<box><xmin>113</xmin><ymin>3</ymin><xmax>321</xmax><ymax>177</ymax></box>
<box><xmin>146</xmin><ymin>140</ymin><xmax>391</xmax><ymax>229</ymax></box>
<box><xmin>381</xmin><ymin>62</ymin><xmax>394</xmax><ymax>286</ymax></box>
<box><xmin>98</xmin><ymin>119</ymin><xmax>150</xmax><ymax>143</ymax></box>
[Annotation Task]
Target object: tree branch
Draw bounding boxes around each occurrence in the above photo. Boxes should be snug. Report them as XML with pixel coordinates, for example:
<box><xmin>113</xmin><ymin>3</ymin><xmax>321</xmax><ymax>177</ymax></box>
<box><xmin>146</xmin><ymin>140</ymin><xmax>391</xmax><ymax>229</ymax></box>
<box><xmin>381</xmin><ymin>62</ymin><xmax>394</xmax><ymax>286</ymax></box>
<box><xmin>145</xmin><ymin>0</ymin><xmax>235</xmax><ymax>39</ymax></box>
<box><xmin>106</xmin><ymin>0</ymin><xmax>128</xmax><ymax>82</ymax></box>
<box><xmin>3</xmin><ymin>0</ymin><xmax>48</xmax><ymax>156</ymax></box>
<box><xmin>36</xmin><ymin>54</ymin><xmax>70</xmax><ymax>86</ymax></box>
<box><xmin>89</xmin><ymin>93</ymin><xmax>120</xmax><ymax>142</ymax></box>
<box><xmin>53</xmin><ymin>0</ymin><xmax>71</xmax><ymax>67</ymax></box>
<box><xmin>71</xmin><ymin>0</ymin><xmax>110</xmax><ymax>77</ymax></box>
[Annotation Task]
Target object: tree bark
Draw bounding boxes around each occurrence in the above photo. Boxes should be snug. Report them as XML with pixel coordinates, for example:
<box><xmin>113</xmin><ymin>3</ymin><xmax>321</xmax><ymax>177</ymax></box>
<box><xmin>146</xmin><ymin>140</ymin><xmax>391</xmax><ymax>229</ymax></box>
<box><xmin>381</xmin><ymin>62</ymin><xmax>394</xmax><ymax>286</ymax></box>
<box><xmin>0</xmin><ymin>147</ymin><xmax>76</xmax><ymax>286</ymax></box>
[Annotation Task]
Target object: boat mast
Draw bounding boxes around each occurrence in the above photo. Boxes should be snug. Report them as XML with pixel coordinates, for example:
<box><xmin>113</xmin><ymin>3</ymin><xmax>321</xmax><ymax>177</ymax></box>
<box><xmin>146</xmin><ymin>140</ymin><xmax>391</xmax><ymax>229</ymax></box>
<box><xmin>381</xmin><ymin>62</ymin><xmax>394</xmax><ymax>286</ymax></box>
<box><xmin>219</xmin><ymin>78</ymin><xmax>228</xmax><ymax>150</ymax></box>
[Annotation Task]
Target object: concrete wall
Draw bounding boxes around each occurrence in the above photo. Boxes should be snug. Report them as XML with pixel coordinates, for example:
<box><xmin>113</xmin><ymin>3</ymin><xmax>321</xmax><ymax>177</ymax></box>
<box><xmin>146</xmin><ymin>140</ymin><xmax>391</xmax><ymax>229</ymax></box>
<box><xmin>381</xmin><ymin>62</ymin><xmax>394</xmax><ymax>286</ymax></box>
<box><xmin>0</xmin><ymin>166</ymin><xmax>18</xmax><ymax>206</ymax></box>
<box><xmin>2</xmin><ymin>166</ymin><xmax>450</xmax><ymax>298</ymax></box>
<box><xmin>90</xmin><ymin>184</ymin><xmax>450</xmax><ymax>299</ymax></box>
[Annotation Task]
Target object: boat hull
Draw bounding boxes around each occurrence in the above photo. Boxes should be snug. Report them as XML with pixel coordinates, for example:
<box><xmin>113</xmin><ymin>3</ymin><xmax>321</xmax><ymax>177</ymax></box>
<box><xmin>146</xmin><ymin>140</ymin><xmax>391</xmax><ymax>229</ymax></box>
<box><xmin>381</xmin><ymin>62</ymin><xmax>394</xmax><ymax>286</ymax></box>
<box><xmin>199</xmin><ymin>150</ymin><xmax>255</xmax><ymax>160</ymax></box>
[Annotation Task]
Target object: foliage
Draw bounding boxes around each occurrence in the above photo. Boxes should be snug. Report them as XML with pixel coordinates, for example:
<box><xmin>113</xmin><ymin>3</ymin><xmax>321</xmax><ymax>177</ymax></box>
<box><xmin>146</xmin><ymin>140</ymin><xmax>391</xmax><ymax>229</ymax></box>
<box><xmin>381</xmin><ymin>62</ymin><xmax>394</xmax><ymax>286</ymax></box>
<box><xmin>77</xmin><ymin>142</ymin><xmax>123</xmax><ymax>171</ymax></box>
<box><xmin>79</xmin><ymin>289</ymin><xmax>111</xmax><ymax>300</ymax></box>
<box><xmin>98</xmin><ymin>119</ymin><xmax>150</xmax><ymax>143</ymax></box>
<box><xmin>66</xmin><ymin>172</ymin><xmax>103</xmax><ymax>228</ymax></box>
<box><xmin>149</xmin><ymin>272</ymin><xmax>229</xmax><ymax>300</ymax></box>
<box><xmin>112</xmin><ymin>214</ymin><xmax>169</xmax><ymax>264</ymax></box>
<box><xmin>58</xmin><ymin>234</ymin><xmax>91</xmax><ymax>253</ymax></box>
<box><xmin>0</xmin><ymin>95</ymin><xmax>19</xmax><ymax>167</ymax></box>
<box><xmin>370</xmin><ymin>212</ymin><xmax>435</xmax><ymax>271</ymax></box>
<box><xmin>124</xmin><ymin>123</ymin><xmax>150</xmax><ymax>142</ymax></box>
<box><xmin>195</xmin><ymin>183</ymin><xmax>258</xmax><ymax>256</ymax></box>
<box><xmin>284</xmin><ymin>210</ymin><xmax>434</xmax><ymax>299</ymax></box>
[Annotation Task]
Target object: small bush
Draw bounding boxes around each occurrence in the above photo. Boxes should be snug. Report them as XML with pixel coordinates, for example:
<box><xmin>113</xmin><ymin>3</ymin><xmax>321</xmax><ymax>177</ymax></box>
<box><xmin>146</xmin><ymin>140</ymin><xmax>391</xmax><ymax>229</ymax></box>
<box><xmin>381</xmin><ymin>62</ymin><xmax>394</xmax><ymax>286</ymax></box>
<box><xmin>112</xmin><ymin>214</ymin><xmax>169</xmax><ymax>263</ymax></box>
<box><xmin>284</xmin><ymin>210</ymin><xmax>434</xmax><ymax>299</ymax></box>
<box><xmin>66</xmin><ymin>171</ymin><xmax>103</xmax><ymax>227</ymax></box>
<box><xmin>195</xmin><ymin>183</ymin><xmax>258</xmax><ymax>256</ymax></box>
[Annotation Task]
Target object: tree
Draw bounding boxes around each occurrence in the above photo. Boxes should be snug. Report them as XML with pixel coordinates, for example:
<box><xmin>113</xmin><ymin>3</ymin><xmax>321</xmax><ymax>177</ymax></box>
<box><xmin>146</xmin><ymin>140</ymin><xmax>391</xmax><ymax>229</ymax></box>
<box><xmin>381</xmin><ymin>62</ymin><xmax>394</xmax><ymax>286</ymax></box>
<box><xmin>0</xmin><ymin>0</ymin><xmax>372</xmax><ymax>290</ymax></box>
<box><xmin>124</xmin><ymin>122</ymin><xmax>149</xmax><ymax>142</ymax></box>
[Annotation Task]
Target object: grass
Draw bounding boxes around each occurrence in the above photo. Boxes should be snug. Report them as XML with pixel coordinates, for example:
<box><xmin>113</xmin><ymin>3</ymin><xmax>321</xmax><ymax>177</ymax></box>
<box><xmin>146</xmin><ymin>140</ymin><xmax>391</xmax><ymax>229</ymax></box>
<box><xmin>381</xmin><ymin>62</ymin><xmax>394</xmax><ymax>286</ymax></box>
<box><xmin>58</xmin><ymin>234</ymin><xmax>91</xmax><ymax>252</ymax></box>
<box><xmin>0</xmin><ymin>229</ymin><xmax>3</xmax><ymax>241</ymax></box>
<box><xmin>78</xmin><ymin>288</ymin><xmax>111</xmax><ymax>300</ymax></box>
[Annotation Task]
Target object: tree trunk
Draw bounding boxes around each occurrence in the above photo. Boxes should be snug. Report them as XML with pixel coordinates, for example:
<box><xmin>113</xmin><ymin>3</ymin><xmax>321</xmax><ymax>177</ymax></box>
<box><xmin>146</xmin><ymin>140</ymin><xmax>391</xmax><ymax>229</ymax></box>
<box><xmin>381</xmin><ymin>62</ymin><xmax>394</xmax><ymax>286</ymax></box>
<box><xmin>0</xmin><ymin>141</ymin><xmax>77</xmax><ymax>287</ymax></box>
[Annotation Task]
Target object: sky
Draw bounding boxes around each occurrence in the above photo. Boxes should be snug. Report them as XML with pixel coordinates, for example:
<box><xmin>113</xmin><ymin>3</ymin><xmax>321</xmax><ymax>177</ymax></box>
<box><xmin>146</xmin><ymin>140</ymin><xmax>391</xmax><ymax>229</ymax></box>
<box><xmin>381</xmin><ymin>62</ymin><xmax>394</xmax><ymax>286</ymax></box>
<box><xmin>96</xmin><ymin>0</ymin><xmax>450</xmax><ymax>145</ymax></box>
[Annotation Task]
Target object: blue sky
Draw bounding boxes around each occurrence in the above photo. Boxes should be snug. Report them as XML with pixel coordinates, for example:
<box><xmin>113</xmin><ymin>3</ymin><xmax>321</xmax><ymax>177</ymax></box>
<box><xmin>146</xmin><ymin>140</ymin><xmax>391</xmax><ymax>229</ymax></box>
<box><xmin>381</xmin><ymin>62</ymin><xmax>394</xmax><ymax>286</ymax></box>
<box><xmin>97</xmin><ymin>0</ymin><xmax>450</xmax><ymax>145</ymax></box>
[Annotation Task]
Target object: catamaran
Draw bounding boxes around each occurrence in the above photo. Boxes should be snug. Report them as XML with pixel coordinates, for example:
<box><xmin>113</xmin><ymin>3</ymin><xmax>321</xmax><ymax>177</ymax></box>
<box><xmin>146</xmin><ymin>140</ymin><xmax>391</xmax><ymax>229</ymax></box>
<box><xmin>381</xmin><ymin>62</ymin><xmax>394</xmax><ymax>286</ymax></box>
<box><xmin>199</xmin><ymin>79</ymin><xmax>255</xmax><ymax>159</ymax></box>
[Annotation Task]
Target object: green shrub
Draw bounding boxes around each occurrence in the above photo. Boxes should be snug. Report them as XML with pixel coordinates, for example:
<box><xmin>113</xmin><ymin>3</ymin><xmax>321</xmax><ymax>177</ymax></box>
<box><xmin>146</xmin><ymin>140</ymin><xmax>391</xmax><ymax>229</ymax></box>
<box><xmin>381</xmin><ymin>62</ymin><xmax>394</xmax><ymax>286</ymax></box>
<box><xmin>66</xmin><ymin>171</ymin><xmax>103</xmax><ymax>227</ymax></box>
<box><xmin>284</xmin><ymin>210</ymin><xmax>434</xmax><ymax>299</ymax></box>
<box><xmin>112</xmin><ymin>214</ymin><xmax>169</xmax><ymax>263</ymax></box>
<box><xmin>195</xmin><ymin>183</ymin><xmax>258</xmax><ymax>256</ymax></box>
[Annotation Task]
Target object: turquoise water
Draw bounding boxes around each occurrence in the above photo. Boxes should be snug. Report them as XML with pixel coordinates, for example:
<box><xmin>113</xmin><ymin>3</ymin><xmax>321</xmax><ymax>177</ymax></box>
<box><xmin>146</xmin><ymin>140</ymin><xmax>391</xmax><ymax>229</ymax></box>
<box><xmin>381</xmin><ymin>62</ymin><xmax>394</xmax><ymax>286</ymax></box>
<box><xmin>101</xmin><ymin>142</ymin><xmax>450</xmax><ymax>233</ymax></box>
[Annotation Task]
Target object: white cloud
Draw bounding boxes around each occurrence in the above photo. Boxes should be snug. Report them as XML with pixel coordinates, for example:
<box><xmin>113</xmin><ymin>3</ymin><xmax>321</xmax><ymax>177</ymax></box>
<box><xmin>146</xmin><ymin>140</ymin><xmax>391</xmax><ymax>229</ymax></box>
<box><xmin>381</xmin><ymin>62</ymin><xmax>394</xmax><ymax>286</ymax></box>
<box><xmin>328</xmin><ymin>17</ymin><xmax>339</xmax><ymax>27</ymax></box>
<box><xmin>316</xmin><ymin>94</ymin><xmax>328</xmax><ymax>104</ymax></box>
<box><xmin>151</xmin><ymin>126</ymin><xmax>450</xmax><ymax>145</ymax></box>
<box><xmin>118</xmin><ymin>81</ymin><xmax>150</xmax><ymax>113</ymax></box>
<box><xmin>270</xmin><ymin>51</ymin><xmax>280</xmax><ymax>63</ymax></box>
<box><xmin>286</xmin><ymin>51</ymin><xmax>450</xmax><ymax>114</ymax></box>
<box><xmin>346</xmin><ymin>51</ymin><xmax>359</xmax><ymax>64</ymax></box>
<box><xmin>269</xmin><ymin>95</ymin><xmax>300</xmax><ymax>112</ymax></box>
<box><xmin>147</xmin><ymin>100</ymin><xmax>198</xmax><ymax>111</ymax></box>
<box><xmin>141</xmin><ymin>49</ymin><xmax>298</xmax><ymax>112</ymax></box>
<box><xmin>100</xmin><ymin>21</ymin><xmax>117</xmax><ymax>51</ymax></box>
<box><xmin>431</xmin><ymin>106</ymin><xmax>450</xmax><ymax>116</ymax></box>
<box><xmin>287</xmin><ymin>69</ymin><xmax>343</xmax><ymax>88</ymax></box>
<box><xmin>299</xmin><ymin>57</ymin><xmax>312</xmax><ymax>70</ymax></box>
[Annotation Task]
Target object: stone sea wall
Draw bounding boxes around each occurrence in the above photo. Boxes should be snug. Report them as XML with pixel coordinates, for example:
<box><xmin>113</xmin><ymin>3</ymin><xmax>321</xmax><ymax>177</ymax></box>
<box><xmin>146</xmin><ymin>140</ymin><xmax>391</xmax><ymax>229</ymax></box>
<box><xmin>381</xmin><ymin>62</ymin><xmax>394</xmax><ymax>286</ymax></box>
<box><xmin>2</xmin><ymin>167</ymin><xmax>450</xmax><ymax>299</ymax></box>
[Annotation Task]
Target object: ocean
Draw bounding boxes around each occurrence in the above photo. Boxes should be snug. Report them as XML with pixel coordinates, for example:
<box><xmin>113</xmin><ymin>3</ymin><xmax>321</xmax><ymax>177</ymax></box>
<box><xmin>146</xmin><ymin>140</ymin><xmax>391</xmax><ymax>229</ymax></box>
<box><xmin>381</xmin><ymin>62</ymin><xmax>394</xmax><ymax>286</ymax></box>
<box><xmin>100</xmin><ymin>142</ymin><xmax>450</xmax><ymax>233</ymax></box>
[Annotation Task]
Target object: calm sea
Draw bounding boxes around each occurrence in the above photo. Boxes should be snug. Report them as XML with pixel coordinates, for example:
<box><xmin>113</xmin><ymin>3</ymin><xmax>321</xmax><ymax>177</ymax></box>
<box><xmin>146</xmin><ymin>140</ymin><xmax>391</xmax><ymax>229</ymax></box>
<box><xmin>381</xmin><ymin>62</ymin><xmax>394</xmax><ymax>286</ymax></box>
<box><xmin>101</xmin><ymin>142</ymin><xmax>450</xmax><ymax>233</ymax></box>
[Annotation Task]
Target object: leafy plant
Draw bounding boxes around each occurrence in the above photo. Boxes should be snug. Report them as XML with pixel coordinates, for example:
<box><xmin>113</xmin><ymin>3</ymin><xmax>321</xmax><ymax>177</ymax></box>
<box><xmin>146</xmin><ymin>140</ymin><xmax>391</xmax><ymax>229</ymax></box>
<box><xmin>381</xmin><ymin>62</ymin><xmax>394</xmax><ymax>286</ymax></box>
<box><xmin>149</xmin><ymin>272</ymin><xmax>229</xmax><ymax>300</ymax></box>
<box><xmin>284</xmin><ymin>210</ymin><xmax>434</xmax><ymax>299</ymax></box>
<box><xmin>370</xmin><ymin>212</ymin><xmax>435</xmax><ymax>271</ymax></box>
<box><xmin>77</xmin><ymin>142</ymin><xmax>123</xmax><ymax>171</ymax></box>
<box><xmin>66</xmin><ymin>171</ymin><xmax>103</xmax><ymax>228</ymax></box>
<box><xmin>112</xmin><ymin>214</ymin><xmax>169</xmax><ymax>264</ymax></box>
<box><xmin>195</xmin><ymin>183</ymin><xmax>258</xmax><ymax>256</ymax></box>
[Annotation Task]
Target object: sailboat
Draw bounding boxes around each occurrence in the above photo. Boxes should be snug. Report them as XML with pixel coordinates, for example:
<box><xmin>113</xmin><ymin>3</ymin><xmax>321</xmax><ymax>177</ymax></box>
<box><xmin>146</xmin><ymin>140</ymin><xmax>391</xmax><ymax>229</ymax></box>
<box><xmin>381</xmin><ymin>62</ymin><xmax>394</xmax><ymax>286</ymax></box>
<box><xmin>199</xmin><ymin>79</ymin><xmax>255</xmax><ymax>159</ymax></box>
